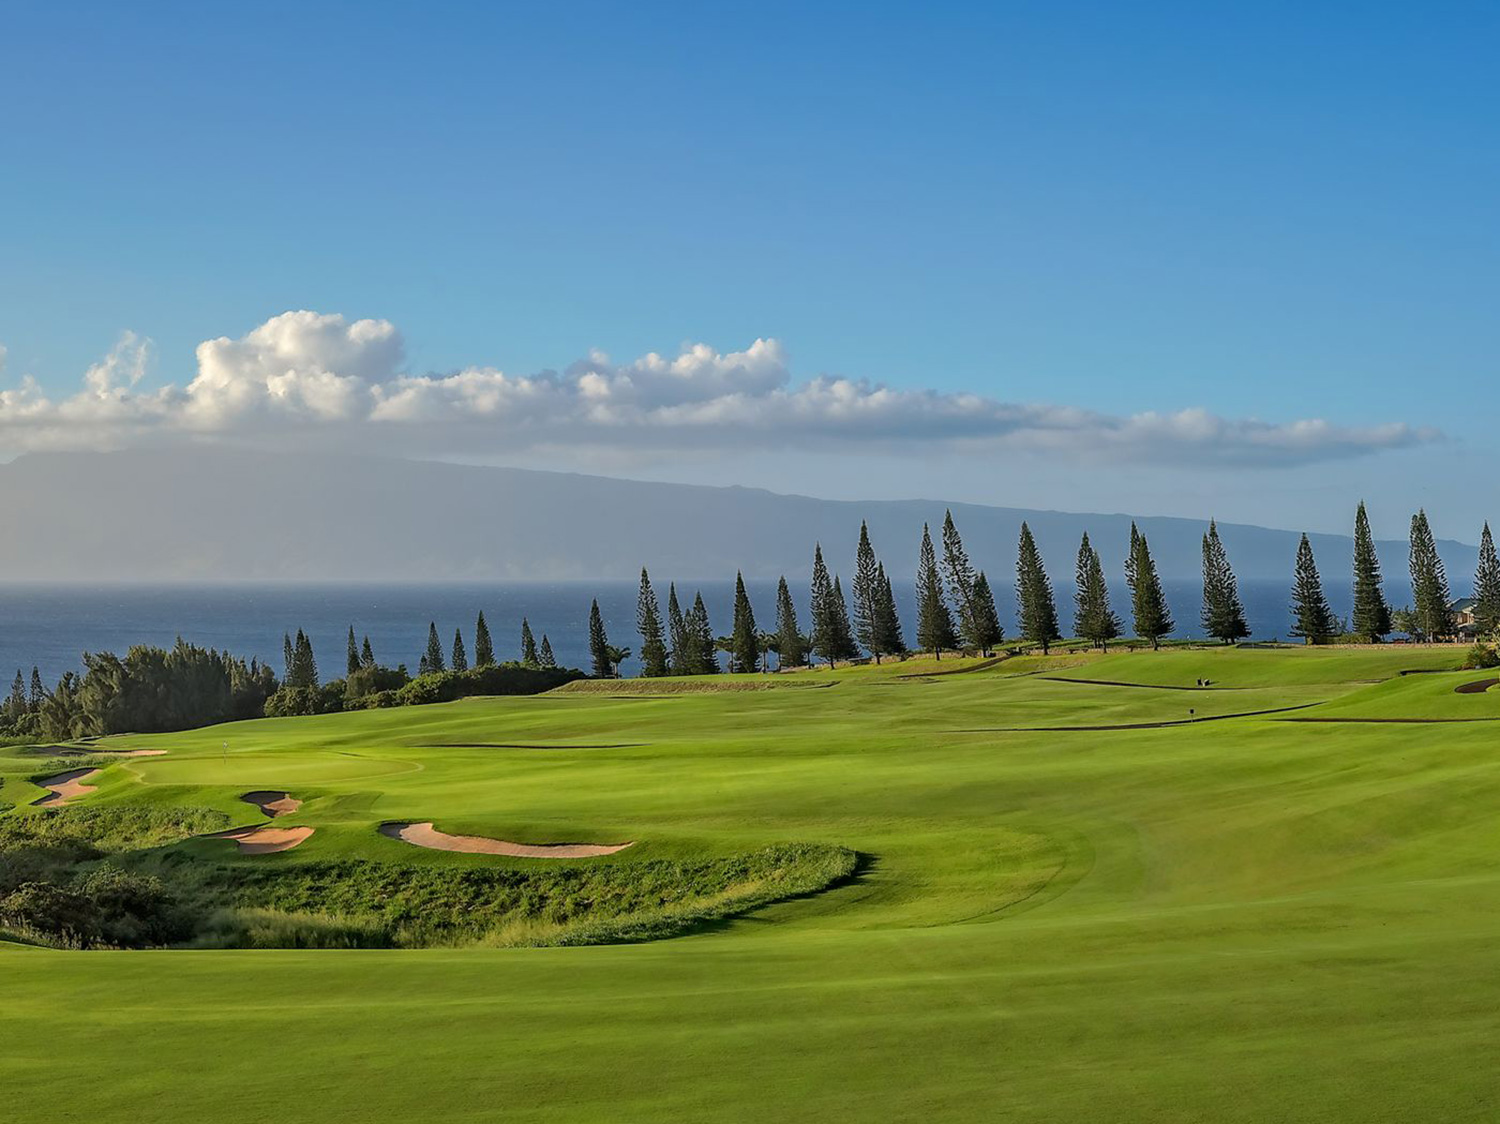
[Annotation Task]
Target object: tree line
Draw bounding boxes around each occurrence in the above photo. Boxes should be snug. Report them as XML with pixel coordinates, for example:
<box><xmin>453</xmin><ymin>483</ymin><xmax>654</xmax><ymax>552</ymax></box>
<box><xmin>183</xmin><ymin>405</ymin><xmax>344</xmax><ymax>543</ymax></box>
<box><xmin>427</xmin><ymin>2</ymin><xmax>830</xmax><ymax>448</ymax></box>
<box><xmin>593</xmin><ymin>503</ymin><xmax>1499</xmax><ymax>676</ymax></box>
<box><xmin>3</xmin><ymin>609</ymin><xmax>581</xmax><ymax>739</ymax></box>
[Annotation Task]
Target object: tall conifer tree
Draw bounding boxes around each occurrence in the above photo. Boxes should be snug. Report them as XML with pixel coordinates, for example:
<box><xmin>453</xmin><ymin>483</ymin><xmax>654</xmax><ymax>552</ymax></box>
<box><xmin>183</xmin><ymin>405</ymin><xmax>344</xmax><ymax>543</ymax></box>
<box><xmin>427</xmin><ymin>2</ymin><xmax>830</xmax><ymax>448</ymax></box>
<box><xmin>1472</xmin><ymin>523</ymin><xmax>1500</xmax><ymax>637</ymax></box>
<box><xmin>1130</xmin><ymin>533</ymin><xmax>1175</xmax><ymax>649</ymax></box>
<box><xmin>360</xmin><ymin>636</ymin><xmax>375</xmax><ymax>669</ymax></box>
<box><xmin>451</xmin><ymin>628</ymin><xmax>468</xmax><ymax>672</ymax></box>
<box><xmin>852</xmin><ymin>521</ymin><xmax>882</xmax><ymax>659</ymax></box>
<box><xmin>667</xmin><ymin>583</ymin><xmax>692</xmax><ymax>674</ymax></box>
<box><xmin>474</xmin><ymin>611</ymin><xmax>495</xmax><ymax>667</ymax></box>
<box><xmin>520</xmin><ymin>618</ymin><xmax>539</xmax><ymax>666</ymax></box>
<box><xmin>829</xmin><ymin>575</ymin><xmax>859</xmax><ymax>662</ymax></box>
<box><xmin>1409</xmin><ymin>510</ymin><xmax>1452</xmax><ymax>640</ymax></box>
<box><xmin>283</xmin><ymin>633</ymin><xmax>294</xmax><ymax>682</ymax></box>
<box><xmin>810</xmin><ymin>544</ymin><xmax>838</xmax><ymax>668</ymax></box>
<box><xmin>1201</xmin><ymin>520</ymin><xmax>1250</xmax><ymax>643</ymax></box>
<box><xmin>1351</xmin><ymin>501</ymin><xmax>1392</xmax><ymax>642</ymax></box>
<box><xmin>293</xmin><ymin>629</ymin><xmax>319</xmax><ymax>687</ymax></box>
<box><xmin>587</xmin><ymin>600</ymin><xmax>612</xmax><ymax>677</ymax></box>
<box><xmin>29</xmin><ymin>666</ymin><xmax>44</xmax><ymax>710</ymax></box>
<box><xmin>538</xmin><ymin>635</ymin><xmax>557</xmax><ymax>669</ymax></box>
<box><xmin>1290</xmin><ymin>534</ymin><xmax>1338</xmax><ymax>644</ymax></box>
<box><xmin>874</xmin><ymin>563</ymin><xmax>906</xmax><ymax>658</ymax></box>
<box><xmin>774</xmin><ymin>577</ymin><xmax>804</xmax><ymax>670</ymax></box>
<box><xmin>970</xmin><ymin>571</ymin><xmax>1003</xmax><ymax>655</ymax></box>
<box><xmin>1074</xmin><ymin>532</ymin><xmax>1120</xmax><ymax>649</ymax></box>
<box><xmin>636</xmin><ymin>568</ymin><xmax>669</xmax><ymax>677</ymax></box>
<box><xmin>1015</xmin><ymin>522</ymin><xmax>1061</xmax><ymax>653</ymax></box>
<box><xmin>8</xmin><ymin>670</ymin><xmax>25</xmax><ymax>718</ymax></box>
<box><xmin>915</xmin><ymin>523</ymin><xmax>957</xmax><ymax>658</ymax></box>
<box><xmin>689</xmin><ymin>592</ymin><xmax>718</xmax><ymax>673</ymax></box>
<box><xmin>422</xmin><ymin>622</ymin><xmax>445</xmax><ymax>675</ymax></box>
<box><xmin>346</xmin><ymin>626</ymin><xmax>360</xmax><ymax>677</ymax></box>
<box><xmin>940</xmin><ymin>510</ymin><xmax>981</xmax><ymax>649</ymax></box>
<box><xmin>730</xmin><ymin>572</ymin><xmax>760</xmax><ymax>673</ymax></box>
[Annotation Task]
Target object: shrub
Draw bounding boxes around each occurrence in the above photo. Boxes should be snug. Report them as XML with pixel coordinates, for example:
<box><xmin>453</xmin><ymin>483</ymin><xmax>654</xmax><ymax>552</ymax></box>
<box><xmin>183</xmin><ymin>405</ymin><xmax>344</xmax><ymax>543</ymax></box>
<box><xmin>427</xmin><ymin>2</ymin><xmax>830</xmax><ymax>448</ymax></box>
<box><xmin>1461</xmin><ymin>643</ymin><xmax>1500</xmax><ymax>670</ymax></box>
<box><xmin>0</xmin><ymin>867</ymin><xmax>189</xmax><ymax>948</ymax></box>
<box><xmin>264</xmin><ymin>683</ymin><xmax>343</xmax><ymax>718</ymax></box>
<box><xmin>344</xmin><ymin>663</ymin><xmax>409</xmax><ymax>700</ymax></box>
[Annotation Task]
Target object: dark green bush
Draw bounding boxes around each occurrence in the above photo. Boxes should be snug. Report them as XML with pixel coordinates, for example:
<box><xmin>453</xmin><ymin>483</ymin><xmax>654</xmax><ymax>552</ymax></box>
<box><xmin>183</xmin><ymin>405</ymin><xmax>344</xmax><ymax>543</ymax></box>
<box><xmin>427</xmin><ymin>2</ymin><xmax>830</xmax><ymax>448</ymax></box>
<box><xmin>1461</xmin><ymin>643</ymin><xmax>1500</xmax><ymax>670</ymax></box>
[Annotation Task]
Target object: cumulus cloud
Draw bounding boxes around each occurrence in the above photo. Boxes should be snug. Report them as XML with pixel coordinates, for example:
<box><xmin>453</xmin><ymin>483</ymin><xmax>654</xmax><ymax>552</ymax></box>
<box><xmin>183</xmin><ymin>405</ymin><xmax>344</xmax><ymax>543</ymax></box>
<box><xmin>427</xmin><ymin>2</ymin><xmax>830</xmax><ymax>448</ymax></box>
<box><xmin>0</xmin><ymin>311</ymin><xmax>1438</xmax><ymax>467</ymax></box>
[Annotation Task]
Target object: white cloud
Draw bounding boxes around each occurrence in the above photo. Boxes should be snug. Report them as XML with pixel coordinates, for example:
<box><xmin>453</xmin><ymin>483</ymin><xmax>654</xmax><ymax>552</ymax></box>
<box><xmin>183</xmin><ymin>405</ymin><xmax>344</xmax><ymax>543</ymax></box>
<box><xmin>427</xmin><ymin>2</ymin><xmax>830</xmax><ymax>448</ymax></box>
<box><xmin>0</xmin><ymin>310</ymin><xmax>1439</xmax><ymax>467</ymax></box>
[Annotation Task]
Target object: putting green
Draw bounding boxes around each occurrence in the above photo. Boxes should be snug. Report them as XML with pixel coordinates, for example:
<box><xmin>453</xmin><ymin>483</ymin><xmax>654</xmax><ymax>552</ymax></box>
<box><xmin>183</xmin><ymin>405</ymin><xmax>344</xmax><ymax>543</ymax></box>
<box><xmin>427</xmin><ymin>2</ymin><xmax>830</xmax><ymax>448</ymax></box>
<box><xmin>4</xmin><ymin>645</ymin><xmax>1499</xmax><ymax>1122</ymax></box>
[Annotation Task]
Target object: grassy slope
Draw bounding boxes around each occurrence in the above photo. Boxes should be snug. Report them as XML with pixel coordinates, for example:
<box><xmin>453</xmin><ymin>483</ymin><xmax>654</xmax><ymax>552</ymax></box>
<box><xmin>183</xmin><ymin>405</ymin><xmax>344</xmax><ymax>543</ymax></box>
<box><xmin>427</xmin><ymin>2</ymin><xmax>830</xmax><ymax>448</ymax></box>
<box><xmin>5</xmin><ymin>646</ymin><xmax>1500</xmax><ymax>1121</ymax></box>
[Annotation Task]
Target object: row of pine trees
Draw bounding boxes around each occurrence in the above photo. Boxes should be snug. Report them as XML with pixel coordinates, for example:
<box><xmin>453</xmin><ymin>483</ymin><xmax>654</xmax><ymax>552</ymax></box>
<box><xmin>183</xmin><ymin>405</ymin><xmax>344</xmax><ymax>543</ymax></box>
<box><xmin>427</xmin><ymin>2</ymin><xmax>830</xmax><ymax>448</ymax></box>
<box><xmin>276</xmin><ymin>611</ymin><xmax>562</xmax><ymax>691</ymax></box>
<box><xmin>595</xmin><ymin>504</ymin><xmax>1500</xmax><ymax>676</ymax></box>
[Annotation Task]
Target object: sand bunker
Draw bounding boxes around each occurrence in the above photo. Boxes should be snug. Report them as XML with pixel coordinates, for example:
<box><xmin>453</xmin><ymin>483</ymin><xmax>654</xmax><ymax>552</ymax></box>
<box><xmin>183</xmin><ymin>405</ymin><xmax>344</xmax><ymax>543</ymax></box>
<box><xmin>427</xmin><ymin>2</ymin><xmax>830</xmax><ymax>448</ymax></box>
<box><xmin>242</xmin><ymin>790</ymin><xmax>302</xmax><ymax>817</ymax></box>
<box><xmin>207</xmin><ymin>825</ymin><xmax>315</xmax><ymax>854</ymax></box>
<box><xmin>43</xmin><ymin>747</ymin><xmax>167</xmax><ymax>758</ymax></box>
<box><xmin>379</xmin><ymin>821</ymin><xmax>634</xmax><ymax>859</ymax></box>
<box><xmin>32</xmin><ymin>768</ymin><xmax>102</xmax><ymax>806</ymax></box>
<box><xmin>1454</xmin><ymin>678</ymin><xmax>1499</xmax><ymax>695</ymax></box>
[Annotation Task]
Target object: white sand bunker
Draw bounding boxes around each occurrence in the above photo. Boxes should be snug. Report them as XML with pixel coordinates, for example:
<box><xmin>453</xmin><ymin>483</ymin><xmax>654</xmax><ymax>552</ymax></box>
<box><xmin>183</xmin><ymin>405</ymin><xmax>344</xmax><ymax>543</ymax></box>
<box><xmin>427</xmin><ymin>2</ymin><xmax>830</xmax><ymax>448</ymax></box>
<box><xmin>32</xmin><ymin>768</ymin><xmax>102</xmax><ymax>806</ymax></box>
<box><xmin>242</xmin><ymin>790</ymin><xmax>302</xmax><ymax>817</ymax></box>
<box><xmin>379</xmin><ymin>821</ymin><xmax>634</xmax><ymax>859</ymax></box>
<box><xmin>207</xmin><ymin>825</ymin><xmax>315</xmax><ymax>854</ymax></box>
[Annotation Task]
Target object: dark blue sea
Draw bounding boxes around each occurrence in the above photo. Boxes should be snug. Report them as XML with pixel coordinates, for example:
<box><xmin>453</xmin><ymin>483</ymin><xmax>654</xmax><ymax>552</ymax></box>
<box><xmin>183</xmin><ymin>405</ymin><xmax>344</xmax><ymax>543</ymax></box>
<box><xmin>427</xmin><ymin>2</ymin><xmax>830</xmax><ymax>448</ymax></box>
<box><xmin>0</xmin><ymin>576</ymin><xmax>1428</xmax><ymax>686</ymax></box>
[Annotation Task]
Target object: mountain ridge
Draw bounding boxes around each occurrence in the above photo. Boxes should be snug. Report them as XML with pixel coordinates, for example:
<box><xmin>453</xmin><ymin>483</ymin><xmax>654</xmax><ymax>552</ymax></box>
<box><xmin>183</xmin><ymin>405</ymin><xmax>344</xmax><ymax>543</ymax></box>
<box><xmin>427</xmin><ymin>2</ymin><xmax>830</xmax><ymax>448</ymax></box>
<box><xmin>0</xmin><ymin>448</ymin><xmax>1474</xmax><ymax>586</ymax></box>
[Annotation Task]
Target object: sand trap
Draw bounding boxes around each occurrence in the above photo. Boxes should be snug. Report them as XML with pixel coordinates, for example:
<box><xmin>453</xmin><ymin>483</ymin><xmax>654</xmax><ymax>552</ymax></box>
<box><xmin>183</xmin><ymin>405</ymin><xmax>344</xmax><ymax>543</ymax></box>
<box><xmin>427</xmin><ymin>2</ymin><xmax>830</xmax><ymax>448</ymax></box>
<box><xmin>207</xmin><ymin>825</ymin><xmax>315</xmax><ymax>854</ymax></box>
<box><xmin>379</xmin><ymin>821</ymin><xmax>634</xmax><ymax>859</ymax></box>
<box><xmin>41</xmin><ymin>746</ymin><xmax>167</xmax><ymax>758</ymax></box>
<box><xmin>1455</xmin><ymin>678</ymin><xmax>1499</xmax><ymax>694</ymax></box>
<box><xmin>32</xmin><ymin>768</ymin><xmax>102</xmax><ymax>806</ymax></box>
<box><xmin>242</xmin><ymin>790</ymin><xmax>302</xmax><ymax>817</ymax></box>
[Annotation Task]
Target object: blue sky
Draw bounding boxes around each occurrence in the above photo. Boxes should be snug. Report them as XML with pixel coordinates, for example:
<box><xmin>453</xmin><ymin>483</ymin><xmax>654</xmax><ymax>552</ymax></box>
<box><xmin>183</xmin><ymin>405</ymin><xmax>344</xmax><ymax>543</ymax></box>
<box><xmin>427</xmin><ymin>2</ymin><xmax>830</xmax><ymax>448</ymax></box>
<box><xmin>1</xmin><ymin>1</ymin><xmax>1496</xmax><ymax>536</ymax></box>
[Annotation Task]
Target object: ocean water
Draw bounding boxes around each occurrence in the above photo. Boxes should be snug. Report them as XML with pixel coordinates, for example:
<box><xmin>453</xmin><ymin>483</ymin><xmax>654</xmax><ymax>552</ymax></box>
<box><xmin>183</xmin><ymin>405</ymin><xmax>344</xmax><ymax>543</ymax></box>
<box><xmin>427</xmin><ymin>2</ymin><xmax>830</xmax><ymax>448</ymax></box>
<box><xmin>0</xmin><ymin>576</ymin><xmax>1427</xmax><ymax>686</ymax></box>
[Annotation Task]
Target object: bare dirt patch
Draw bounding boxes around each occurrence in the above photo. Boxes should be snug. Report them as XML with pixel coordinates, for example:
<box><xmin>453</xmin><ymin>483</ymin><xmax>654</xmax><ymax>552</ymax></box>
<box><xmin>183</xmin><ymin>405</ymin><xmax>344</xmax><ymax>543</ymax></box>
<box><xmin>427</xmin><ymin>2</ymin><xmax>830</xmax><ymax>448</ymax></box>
<box><xmin>32</xmin><ymin>768</ymin><xmax>103</xmax><ymax>806</ymax></box>
<box><xmin>378</xmin><ymin>821</ymin><xmax>634</xmax><ymax>859</ymax></box>
<box><xmin>242</xmin><ymin>790</ymin><xmax>302</xmax><ymax>817</ymax></box>
<box><xmin>207</xmin><ymin>825</ymin><xmax>315</xmax><ymax>854</ymax></box>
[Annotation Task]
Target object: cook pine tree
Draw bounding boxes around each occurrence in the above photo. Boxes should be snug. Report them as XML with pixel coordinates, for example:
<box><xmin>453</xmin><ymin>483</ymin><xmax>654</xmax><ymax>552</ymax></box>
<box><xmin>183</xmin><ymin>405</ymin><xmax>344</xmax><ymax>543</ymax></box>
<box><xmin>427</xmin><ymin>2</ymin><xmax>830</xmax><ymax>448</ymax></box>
<box><xmin>420</xmin><ymin>622</ymin><xmax>445</xmax><ymax>675</ymax></box>
<box><xmin>666</xmin><ymin>583</ymin><xmax>692</xmax><ymax>674</ymax></box>
<box><xmin>852</xmin><ymin>521</ymin><xmax>884</xmax><ymax>661</ymax></box>
<box><xmin>940</xmin><ymin>510</ymin><xmax>982</xmax><ymax>651</ymax></box>
<box><xmin>587</xmin><ymin>599</ymin><xmax>613</xmax><ymax>677</ymax></box>
<box><xmin>1289</xmin><ymin>534</ymin><xmax>1338</xmax><ymax>644</ymax></box>
<box><xmin>689</xmin><ymin>592</ymin><xmax>718</xmax><ymax>673</ymax></box>
<box><xmin>538</xmin><ymin>635</ymin><xmax>556</xmax><ymax>669</ymax></box>
<box><xmin>1129</xmin><ymin>531</ymin><xmax>1174</xmax><ymax>649</ymax></box>
<box><xmin>1351</xmin><ymin>501</ymin><xmax>1392</xmax><ymax>642</ymax></box>
<box><xmin>346</xmin><ymin>626</ymin><xmax>360</xmax><ymax>677</ymax></box>
<box><xmin>451</xmin><ymin>628</ymin><xmax>468</xmax><ymax>672</ymax></box>
<box><xmin>729</xmin><ymin>572</ymin><xmax>761</xmax><ymax>673</ymax></box>
<box><xmin>1074</xmin><ymin>531</ymin><xmax>1120</xmax><ymax>650</ymax></box>
<box><xmin>1472</xmin><ymin>523</ymin><xmax>1500</xmax><ymax>637</ymax></box>
<box><xmin>774</xmin><ymin>576</ymin><xmax>805</xmax><ymax>670</ymax></box>
<box><xmin>810</xmin><ymin>544</ymin><xmax>857</xmax><ymax>668</ymax></box>
<box><xmin>1201</xmin><ymin>520</ymin><xmax>1250</xmax><ymax>643</ymax></box>
<box><xmin>636</xmin><ymin>568</ymin><xmax>670</xmax><ymax>677</ymax></box>
<box><xmin>473</xmin><ymin>611</ymin><xmax>495</xmax><ymax>667</ymax></box>
<box><xmin>1409</xmin><ymin>510</ymin><xmax>1451</xmax><ymax>640</ymax></box>
<box><xmin>915</xmin><ymin>523</ymin><xmax>958</xmax><ymax>658</ymax></box>
<box><xmin>874</xmin><ymin>563</ymin><xmax>907</xmax><ymax>657</ymax></box>
<box><xmin>969</xmin><ymin>570</ymin><xmax>1003</xmax><ymax>655</ymax></box>
<box><xmin>520</xmin><ymin>618</ymin><xmax>539</xmax><ymax>666</ymax></box>
<box><xmin>1015</xmin><ymin>522</ymin><xmax>1061</xmax><ymax>654</ymax></box>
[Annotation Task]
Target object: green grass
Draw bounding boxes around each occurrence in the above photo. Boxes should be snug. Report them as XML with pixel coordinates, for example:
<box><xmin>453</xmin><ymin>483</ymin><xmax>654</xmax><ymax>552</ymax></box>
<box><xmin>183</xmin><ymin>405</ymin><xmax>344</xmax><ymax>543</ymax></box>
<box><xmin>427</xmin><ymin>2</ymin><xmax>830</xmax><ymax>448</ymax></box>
<box><xmin>4</xmin><ymin>643</ymin><xmax>1499</xmax><ymax>1121</ymax></box>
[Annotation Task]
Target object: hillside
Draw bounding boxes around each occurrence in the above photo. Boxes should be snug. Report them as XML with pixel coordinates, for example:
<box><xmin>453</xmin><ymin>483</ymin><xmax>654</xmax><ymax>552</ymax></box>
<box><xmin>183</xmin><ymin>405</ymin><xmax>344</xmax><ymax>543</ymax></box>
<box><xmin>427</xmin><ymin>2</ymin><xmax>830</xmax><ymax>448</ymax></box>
<box><xmin>0</xmin><ymin>448</ymin><xmax>1472</xmax><ymax>583</ymax></box>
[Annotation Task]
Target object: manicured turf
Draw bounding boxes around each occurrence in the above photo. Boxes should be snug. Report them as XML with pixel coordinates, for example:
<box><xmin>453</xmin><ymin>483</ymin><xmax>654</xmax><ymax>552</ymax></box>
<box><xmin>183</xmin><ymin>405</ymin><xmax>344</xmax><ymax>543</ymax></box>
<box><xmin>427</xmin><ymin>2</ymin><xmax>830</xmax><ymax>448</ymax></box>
<box><xmin>4</xmin><ymin>645</ymin><xmax>1500</xmax><ymax>1122</ymax></box>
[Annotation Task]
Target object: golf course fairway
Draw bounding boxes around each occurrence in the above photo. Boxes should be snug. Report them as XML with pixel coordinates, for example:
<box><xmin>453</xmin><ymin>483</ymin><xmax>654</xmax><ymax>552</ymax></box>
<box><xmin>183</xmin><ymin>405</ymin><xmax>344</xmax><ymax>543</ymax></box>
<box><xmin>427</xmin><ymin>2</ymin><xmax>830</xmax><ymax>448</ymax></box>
<box><xmin>4</xmin><ymin>645</ymin><xmax>1500</xmax><ymax>1122</ymax></box>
